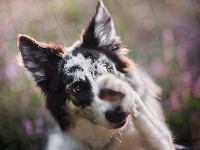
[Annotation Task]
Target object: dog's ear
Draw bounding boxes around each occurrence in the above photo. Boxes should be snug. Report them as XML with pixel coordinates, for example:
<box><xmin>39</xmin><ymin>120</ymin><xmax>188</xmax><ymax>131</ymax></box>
<box><xmin>17</xmin><ymin>34</ymin><xmax>64</xmax><ymax>91</ymax></box>
<box><xmin>82</xmin><ymin>0</ymin><xmax>121</xmax><ymax>50</ymax></box>
<box><xmin>82</xmin><ymin>1</ymin><xmax>134</xmax><ymax>72</ymax></box>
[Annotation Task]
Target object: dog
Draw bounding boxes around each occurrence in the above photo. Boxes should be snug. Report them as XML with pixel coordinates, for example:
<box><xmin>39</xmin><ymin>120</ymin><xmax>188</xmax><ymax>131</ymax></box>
<box><xmin>18</xmin><ymin>1</ymin><xmax>175</xmax><ymax>149</ymax></box>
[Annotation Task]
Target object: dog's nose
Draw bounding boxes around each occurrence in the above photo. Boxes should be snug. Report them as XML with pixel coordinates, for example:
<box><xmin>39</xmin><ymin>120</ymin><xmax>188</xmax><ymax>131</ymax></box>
<box><xmin>105</xmin><ymin>107</ymin><xmax>128</xmax><ymax>124</ymax></box>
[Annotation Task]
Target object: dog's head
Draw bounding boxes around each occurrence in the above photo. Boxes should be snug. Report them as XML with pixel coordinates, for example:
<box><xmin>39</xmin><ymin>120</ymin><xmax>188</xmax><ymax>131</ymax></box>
<box><xmin>18</xmin><ymin>1</ymin><xmax>134</xmax><ymax>130</ymax></box>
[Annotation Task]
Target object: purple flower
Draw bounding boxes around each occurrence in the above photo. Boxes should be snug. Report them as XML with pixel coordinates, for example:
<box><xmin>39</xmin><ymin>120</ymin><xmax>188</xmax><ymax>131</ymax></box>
<box><xmin>24</xmin><ymin>119</ymin><xmax>33</xmax><ymax>136</ymax></box>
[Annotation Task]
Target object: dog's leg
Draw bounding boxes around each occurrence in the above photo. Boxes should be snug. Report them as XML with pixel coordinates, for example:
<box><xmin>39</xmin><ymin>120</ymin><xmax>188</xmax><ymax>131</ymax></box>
<box><xmin>97</xmin><ymin>74</ymin><xmax>175</xmax><ymax>150</ymax></box>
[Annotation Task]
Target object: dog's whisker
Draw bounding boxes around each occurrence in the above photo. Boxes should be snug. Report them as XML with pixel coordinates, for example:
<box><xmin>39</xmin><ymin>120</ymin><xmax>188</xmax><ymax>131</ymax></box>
<box><xmin>119</xmin><ymin>132</ymin><xmax>122</xmax><ymax>136</ymax></box>
<box><xmin>114</xmin><ymin>136</ymin><xmax>121</xmax><ymax>143</ymax></box>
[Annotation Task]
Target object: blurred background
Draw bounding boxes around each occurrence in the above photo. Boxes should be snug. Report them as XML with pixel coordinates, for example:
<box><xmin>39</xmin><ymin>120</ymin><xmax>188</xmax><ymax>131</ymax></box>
<box><xmin>0</xmin><ymin>0</ymin><xmax>200</xmax><ymax>149</ymax></box>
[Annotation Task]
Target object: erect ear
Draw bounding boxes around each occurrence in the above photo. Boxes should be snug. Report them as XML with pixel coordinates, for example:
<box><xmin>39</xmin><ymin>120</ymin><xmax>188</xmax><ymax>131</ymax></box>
<box><xmin>81</xmin><ymin>1</ymin><xmax>134</xmax><ymax>73</ymax></box>
<box><xmin>82</xmin><ymin>0</ymin><xmax>121</xmax><ymax>50</ymax></box>
<box><xmin>17</xmin><ymin>34</ymin><xmax>64</xmax><ymax>92</ymax></box>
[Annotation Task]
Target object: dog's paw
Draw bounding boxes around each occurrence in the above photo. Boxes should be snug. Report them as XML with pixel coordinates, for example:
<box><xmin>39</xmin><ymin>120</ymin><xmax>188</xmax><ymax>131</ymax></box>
<box><xmin>96</xmin><ymin>74</ymin><xmax>139</xmax><ymax>116</ymax></box>
<box><xmin>96</xmin><ymin>74</ymin><xmax>127</xmax><ymax>102</ymax></box>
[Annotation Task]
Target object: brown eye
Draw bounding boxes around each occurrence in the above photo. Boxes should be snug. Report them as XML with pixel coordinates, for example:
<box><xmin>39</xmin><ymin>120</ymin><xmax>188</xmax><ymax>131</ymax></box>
<box><xmin>72</xmin><ymin>85</ymin><xmax>81</xmax><ymax>93</ymax></box>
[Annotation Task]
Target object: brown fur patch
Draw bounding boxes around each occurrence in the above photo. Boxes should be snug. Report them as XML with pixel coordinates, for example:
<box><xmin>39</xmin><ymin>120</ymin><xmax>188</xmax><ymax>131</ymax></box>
<box><xmin>17</xmin><ymin>34</ymin><xmax>64</xmax><ymax>57</ymax></box>
<box><xmin>99</xmin><ymin>45</ymin><xmax>136</xmax><ymax>72</ymax></box>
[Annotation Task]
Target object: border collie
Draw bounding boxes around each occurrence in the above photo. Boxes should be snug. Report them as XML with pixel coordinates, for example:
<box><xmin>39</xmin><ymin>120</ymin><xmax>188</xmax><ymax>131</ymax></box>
<box><xmin>18</xmin><ymin>1</ymin><xmax>175</xmax><ymax>149</ymax></box>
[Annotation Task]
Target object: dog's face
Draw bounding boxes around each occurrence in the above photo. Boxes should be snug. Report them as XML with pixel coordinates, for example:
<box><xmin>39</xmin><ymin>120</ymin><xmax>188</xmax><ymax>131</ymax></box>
<box><xmin>18</xmin><ymin>1</ymin><xmax>133</xmax><ymax>130</ymax></box>
<box><xmin>62</xmin><ymin>48</ymin><xmax>118</xmax><ymax>110</ymax></box>
<box><xmin>59</xmin><ymin>48</ymin><xmax>121</xmax><ymax>128</ymax></box>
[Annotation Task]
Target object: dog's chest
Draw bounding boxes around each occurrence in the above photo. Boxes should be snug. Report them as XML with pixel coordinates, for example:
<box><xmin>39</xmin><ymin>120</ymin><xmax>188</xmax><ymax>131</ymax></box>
<box><xmin>67</xmin><ymin>117</ymin><xmax>145</xmax><ymax>150</ymax></box>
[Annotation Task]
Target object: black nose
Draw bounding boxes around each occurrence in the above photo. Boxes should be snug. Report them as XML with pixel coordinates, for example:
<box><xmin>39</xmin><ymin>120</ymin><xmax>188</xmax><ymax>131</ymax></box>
<box><xmin>105</xmin><ymin>107</ymin><xmax>128</xmax><ymax>124</ymax></box>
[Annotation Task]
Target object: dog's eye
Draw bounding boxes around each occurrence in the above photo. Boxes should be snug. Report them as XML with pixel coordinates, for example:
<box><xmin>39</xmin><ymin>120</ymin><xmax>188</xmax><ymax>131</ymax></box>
<box><xmin>72</xmin><ymin>85</ymin><xmax>81</xmax><ymax>93</ymax></box>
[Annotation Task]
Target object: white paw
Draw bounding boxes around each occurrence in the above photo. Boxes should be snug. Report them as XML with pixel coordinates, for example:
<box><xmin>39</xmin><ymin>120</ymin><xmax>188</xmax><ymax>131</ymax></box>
<box><xmin>96</xmin><ymin>74</ymin><xmax>139</xmax><ymax>117</ymax></box>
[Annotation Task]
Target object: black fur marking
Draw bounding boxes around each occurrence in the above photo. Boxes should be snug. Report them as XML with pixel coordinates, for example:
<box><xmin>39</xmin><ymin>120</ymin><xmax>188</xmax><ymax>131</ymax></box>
<box><xmin>18</xmin><ymin>34</ymin><xmax>64</xmax><ymax>93</ymax></box>
<box><xmin>18</xmin><ymin>35</ymin><xmax>72</xmax><ymax>129</ymax></box>
<box><xmin>82</xmin><ymin>17</ymin><xmax>98</xmax><ymax>48</ymax></box>
<box><xmin>68</xmin><ymin>65</ymin><xmax>84</xmax><ymax>73</ymax></box>
<box><xmin>70</xmin><ymin>79</ymin><xmax>94</xmax><ymax>108</ymax></box>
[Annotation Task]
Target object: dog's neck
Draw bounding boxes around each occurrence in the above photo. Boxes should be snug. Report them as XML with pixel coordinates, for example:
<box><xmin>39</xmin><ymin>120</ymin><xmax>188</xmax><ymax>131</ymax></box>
<box><xmin>66</xmin><ymin>115</ymin><xmax>144</xmax><ymax>150</ymax></box>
